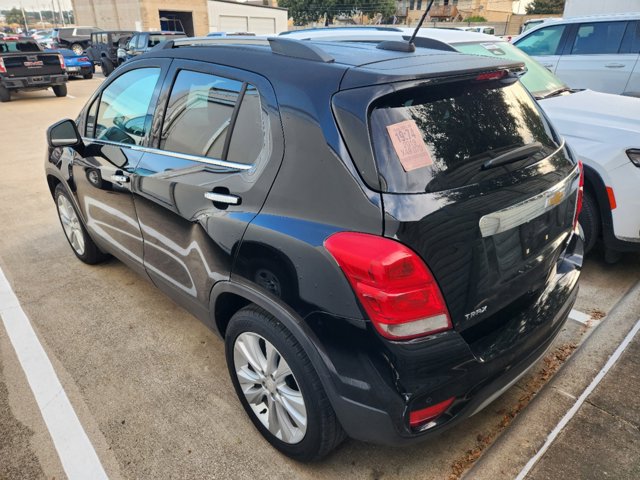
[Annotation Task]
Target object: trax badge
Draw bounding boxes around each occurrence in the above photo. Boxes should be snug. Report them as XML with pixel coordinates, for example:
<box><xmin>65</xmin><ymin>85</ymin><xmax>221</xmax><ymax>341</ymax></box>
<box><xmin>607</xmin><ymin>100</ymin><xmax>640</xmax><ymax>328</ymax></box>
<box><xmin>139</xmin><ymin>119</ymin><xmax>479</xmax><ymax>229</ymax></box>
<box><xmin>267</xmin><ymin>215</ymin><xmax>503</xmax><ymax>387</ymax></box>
<box><xmin>465</xmin><ymin>305</ymin><xmax>488</xmax><ymax>320</ymax></box>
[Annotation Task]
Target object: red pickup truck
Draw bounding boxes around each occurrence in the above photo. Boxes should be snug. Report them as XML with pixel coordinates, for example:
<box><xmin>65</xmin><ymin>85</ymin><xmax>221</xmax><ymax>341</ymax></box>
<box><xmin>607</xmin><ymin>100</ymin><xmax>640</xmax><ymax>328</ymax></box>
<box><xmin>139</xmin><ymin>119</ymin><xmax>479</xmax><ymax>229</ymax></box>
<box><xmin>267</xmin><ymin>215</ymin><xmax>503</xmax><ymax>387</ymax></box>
<box><xmin>0</xmin><ymin>38</ymin><xmax>68</xmax><ymax>102</ymax></box>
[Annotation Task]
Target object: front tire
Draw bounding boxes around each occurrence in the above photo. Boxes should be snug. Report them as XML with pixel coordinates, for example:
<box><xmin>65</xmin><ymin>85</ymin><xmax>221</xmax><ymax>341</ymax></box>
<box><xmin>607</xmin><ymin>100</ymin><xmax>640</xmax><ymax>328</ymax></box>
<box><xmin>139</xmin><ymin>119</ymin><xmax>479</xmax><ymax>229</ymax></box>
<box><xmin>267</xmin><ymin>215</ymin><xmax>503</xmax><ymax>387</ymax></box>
<box><xmin>54</xmin><ymin>184</ymin><xmax>109</xmax><ymax>264</ymax></box>
<box><xmin>579</xmin><ymin>190</ymin><xmax>600</xmax><ymax>254</ymax></box>
<box><xmin>225</xmin><ymin>305</ymin><xmax>345</xmax><ymax>461</ymax></box>
<box><xmin>101</xmin><ymin>58</ymin><xmax>114</xmax><ymax>77</ymax></box>
<box><xmin>0</xmin><ymin>85</ymin><xmax>11</xmax><ymax>102</ymax></box>
<box><xmin>52</xmin><ymin>84</ymin><xmax>67</xmax><ymax>97</ymax></box>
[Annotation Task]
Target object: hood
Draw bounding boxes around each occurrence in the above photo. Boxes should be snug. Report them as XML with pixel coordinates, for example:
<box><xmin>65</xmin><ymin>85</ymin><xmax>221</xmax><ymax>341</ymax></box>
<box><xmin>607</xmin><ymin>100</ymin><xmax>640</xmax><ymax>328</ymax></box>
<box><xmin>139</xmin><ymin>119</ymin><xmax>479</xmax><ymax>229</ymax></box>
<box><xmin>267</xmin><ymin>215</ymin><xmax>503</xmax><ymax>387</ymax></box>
<box><xmin>540</xmin><ymin>89</ymin><xmax>640</xmax><ymax>145</ymax></box>
<box><xmin>540</xmin><ymin>89</ymin><xmax>640</xmax><ymax>168</ymax></box>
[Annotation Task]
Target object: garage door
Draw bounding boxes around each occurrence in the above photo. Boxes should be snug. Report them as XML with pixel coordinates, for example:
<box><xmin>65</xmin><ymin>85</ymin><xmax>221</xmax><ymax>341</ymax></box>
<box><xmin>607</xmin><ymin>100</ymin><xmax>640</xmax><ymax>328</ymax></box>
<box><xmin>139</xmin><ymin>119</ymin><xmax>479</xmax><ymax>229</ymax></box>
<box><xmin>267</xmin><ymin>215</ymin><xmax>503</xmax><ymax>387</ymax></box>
<box><xmin>219</xmin><ymin>15</ymin><xmax>248</xmax><ymax>32</ymax></box>
<box><xmin>248</xmin><ymin>17</ymin><xmax>276</xmax><ymax>34</ymax></box>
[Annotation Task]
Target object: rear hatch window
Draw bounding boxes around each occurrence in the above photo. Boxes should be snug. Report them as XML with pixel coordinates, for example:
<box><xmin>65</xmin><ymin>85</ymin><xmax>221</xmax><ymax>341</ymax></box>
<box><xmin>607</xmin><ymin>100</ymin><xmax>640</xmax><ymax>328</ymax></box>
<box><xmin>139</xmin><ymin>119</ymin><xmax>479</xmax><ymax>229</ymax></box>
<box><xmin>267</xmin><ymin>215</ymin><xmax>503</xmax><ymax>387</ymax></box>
<box><xmin>369</xmin><ymin>78</ymin><xmax>559</xmax><ymax>193</ymax></box>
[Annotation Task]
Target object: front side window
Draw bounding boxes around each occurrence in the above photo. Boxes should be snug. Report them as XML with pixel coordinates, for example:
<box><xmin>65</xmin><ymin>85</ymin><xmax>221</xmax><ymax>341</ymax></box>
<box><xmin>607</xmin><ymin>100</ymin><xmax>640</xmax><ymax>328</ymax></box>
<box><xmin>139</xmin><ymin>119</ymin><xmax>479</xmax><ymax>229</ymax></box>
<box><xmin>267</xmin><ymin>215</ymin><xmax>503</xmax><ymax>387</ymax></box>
<box><xmin>516</xmin><ymin>24</ymin><xmax>566</xmax><ymax>56</ymax></box>
<box><xmin>571</xmin><ymin>21</ymin><xmax>627</xmax><ymax>54</ymax></box>
<box><xmin>92</xmin><ymin>67</ymin><xmax>161</xmax><ymax>145</ymax></box>
<box><xmin>136</xmin><ymin>35</ymin><xmax>147</xmax><ymax>49</ymax></box>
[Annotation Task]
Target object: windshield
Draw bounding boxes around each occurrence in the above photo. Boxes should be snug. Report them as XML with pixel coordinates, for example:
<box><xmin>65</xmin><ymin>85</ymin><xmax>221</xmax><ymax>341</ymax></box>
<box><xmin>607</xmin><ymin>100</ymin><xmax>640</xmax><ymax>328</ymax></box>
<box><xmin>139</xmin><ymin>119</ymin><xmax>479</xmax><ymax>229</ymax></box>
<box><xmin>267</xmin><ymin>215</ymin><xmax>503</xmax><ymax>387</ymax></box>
<box><xmin>454</xmin><ymin>41</ymin><xmax>567</xmax><ymax>98</ymax></box>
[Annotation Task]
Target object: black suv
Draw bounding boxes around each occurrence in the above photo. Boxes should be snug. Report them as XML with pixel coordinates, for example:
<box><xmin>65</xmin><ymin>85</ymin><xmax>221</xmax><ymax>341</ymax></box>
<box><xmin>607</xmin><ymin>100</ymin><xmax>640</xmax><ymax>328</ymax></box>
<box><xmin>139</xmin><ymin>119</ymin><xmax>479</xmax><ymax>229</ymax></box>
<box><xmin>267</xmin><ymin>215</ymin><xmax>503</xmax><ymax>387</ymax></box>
<box><xmin>121</xmin><ymin>31</ymin><xmax>186</xmax><ymax>62</ymax></box>
<box><xmin>86</xmin><ymin>30</ymin><xmax>135</xmax><ymax>76</ymax></box>
<box><xmin>45</xmin><ymin>37</ymin><xmax>583</xmax><ymax>460</ymax></box>
<box><xmin>51</xmin><ymin>26</ymin><xmax>102</xmax><ymax>55</ymax></box>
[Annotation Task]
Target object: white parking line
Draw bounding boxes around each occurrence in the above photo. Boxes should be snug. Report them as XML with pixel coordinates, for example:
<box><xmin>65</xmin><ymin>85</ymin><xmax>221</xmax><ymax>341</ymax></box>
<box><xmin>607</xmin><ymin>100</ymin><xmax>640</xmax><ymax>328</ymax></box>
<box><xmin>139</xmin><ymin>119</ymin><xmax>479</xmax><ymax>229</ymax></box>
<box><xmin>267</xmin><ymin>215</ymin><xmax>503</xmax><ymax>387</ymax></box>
<box><xmin>515</xmin><ymin>316</ymin><xmax>640</xmax><ymax>480</ymax></box>
<box><xmin>0</xmin><ymin>266</ymin><xmax>108</xmax><ymax>480</ymax></box>
<box><xmin>67</xmin><ymin>95</ymin><xmax>76</xmax><ymax>99</ymax></box>
<box><xmin>568</xmin><ymin>308</ymin><xmax>592</xmax><ymax>325</ymax></box>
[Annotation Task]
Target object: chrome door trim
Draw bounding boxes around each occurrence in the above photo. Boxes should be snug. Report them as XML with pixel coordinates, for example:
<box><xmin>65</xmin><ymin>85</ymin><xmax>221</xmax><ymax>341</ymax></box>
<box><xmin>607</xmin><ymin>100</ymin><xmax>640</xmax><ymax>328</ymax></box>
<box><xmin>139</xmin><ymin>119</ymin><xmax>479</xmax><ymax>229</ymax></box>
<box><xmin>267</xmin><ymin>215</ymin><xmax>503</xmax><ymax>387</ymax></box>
<box><xmin>479</xmin><ymin>164</ymin><xmax>579</xmax><ymax>238</ymax></box>
<box><xmin>82</xmin><ymin>137</ymin><xmax>253</xmax><ymax>171</ymax></box>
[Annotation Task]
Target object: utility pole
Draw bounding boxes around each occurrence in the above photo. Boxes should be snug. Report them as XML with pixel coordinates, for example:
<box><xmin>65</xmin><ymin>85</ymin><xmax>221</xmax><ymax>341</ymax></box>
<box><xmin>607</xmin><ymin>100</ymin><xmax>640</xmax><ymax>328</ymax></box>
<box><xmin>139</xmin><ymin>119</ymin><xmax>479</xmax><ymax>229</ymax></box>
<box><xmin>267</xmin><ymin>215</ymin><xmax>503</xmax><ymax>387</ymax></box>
<box><xmin>57</xmin><ymin>0</ymin><xmax>65</xmax><ymax>26</ymax></box>
<box><xmin>20</xmin><ymin>4</ymin><xmax>29</xmax><ymax>32</ymax></box>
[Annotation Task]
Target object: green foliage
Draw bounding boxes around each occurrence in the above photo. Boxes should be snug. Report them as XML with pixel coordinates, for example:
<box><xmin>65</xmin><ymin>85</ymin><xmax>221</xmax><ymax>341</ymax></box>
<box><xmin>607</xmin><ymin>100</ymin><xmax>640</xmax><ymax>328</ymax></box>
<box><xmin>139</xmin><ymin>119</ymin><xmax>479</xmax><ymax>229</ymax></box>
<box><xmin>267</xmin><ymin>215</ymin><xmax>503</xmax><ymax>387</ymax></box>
<box><xmin>4</xmin><ymin>8</ymin><xmax>25</xmax><ymax>27</ymax></box>
<box><xmin>525</xmin><ymin>0</ymin><xmax>565</xmax><ymax>14</ymax></box>
<box><xmin>464</xmin><ymin>16</ymin><xmax>487</xmax><ymax>22</ymax></box>
<box><xmin>278</xmin><ymin>0</ymin><xmax>396</xmax><ymax>25</ymax></box>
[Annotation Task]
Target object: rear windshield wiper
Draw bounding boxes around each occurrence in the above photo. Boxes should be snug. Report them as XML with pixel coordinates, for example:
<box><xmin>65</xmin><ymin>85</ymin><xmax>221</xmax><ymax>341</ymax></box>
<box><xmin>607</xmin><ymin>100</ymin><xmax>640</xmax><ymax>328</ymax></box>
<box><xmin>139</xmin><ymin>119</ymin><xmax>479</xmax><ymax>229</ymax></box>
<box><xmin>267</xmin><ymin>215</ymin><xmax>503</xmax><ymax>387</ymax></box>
<box><xmin>482</xmin><ymin>142</ymin><xmax>543</xmax><ymax>170</ymax></box>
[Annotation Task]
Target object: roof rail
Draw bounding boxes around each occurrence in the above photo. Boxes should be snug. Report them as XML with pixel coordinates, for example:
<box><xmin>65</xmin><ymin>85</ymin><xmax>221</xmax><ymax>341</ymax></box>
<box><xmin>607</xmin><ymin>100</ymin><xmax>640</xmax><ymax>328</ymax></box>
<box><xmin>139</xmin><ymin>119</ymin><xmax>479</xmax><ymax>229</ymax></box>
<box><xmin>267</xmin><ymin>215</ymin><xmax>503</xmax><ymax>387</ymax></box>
<box><xmin>268</xmin><ymin>37</ymin><xmax>334</xmax><ymax>63</ymax></box>
<box><xmin>169</xmin><ymin>36</ymin><xmax>271</xmax><ymax>48</ymax></box>
<box><xmin>158</xmin><ymin>36</ymin><xmax>335</xmax><ymax>63</ymax></box>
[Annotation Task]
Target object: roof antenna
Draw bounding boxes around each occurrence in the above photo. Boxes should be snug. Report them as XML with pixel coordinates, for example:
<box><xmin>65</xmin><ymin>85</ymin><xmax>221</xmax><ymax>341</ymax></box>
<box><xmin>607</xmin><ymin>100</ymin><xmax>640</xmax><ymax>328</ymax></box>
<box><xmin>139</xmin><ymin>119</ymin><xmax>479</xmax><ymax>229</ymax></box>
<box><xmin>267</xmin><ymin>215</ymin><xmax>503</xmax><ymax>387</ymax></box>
<box><xmin>377</xmin><ymin>0</ymin><xmax>435</xmax><ymax>52</ymax></box>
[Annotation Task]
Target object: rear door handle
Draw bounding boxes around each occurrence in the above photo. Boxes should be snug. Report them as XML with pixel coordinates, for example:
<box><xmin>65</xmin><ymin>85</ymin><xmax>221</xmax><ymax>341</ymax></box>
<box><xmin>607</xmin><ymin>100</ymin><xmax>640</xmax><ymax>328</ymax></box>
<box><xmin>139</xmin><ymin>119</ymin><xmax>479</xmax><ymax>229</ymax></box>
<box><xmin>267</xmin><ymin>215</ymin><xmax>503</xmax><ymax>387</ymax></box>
<box><xmin>204</xmin><ymin>192</ymin><xmax>241</xmax><ymax>205</ymax></box>
<box><xmin>605</xmin><ymin>63</ymin><xmax>625</xmax><ymax>68</ymax></box>
<box><xmin>110</xmin><ymin>174</ymin><xmax>129</xmax><ymax>183</ymax></box>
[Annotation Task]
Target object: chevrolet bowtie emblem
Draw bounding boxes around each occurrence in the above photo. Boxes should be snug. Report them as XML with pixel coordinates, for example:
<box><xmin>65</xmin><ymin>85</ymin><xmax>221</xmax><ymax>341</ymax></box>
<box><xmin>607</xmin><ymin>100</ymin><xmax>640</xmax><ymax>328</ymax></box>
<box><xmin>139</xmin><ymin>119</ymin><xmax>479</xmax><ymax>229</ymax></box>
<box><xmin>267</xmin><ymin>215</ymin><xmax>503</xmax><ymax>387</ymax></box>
<box><xmin>546</xmin><ymin>190</ymin><xmax>564</xmax><ymax>207</ymax></box>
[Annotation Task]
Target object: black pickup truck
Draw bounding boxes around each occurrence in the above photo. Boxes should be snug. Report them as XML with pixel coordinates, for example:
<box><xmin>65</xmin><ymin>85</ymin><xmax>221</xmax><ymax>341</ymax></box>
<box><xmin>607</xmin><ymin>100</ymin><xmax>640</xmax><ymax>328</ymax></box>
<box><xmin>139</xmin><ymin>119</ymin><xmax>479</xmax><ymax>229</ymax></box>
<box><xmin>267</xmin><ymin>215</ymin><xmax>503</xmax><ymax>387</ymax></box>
<box><xmin>0</xmin><ymin>38</ymin><xmax>67</xmax><ymax>102</ymax></box>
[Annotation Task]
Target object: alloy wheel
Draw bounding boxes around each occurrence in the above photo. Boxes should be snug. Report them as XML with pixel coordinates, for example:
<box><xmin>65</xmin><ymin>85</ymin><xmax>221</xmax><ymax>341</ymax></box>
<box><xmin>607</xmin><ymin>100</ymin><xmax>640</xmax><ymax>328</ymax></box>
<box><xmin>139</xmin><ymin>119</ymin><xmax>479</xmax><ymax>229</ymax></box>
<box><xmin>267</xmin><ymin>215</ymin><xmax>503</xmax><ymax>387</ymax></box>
<box><xmin>233</xmin><ymin>332</ymin><xmax>307</xmax><ymax>444</ymax></box>
<box><xmin>57</xmin><ymin>195</ymin><xmax>85</xmax><ymax>256</ymax></box>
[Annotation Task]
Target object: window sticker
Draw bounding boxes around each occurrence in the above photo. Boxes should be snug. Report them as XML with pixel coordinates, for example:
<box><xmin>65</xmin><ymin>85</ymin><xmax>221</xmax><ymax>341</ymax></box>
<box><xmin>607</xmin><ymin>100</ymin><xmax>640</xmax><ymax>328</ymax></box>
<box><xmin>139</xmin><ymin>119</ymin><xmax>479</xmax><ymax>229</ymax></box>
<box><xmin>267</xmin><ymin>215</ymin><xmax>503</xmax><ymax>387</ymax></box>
<box><xmin>386</xmin><ymin>120</ymin><xmax>433</xmax><ymax>171</ymax></box>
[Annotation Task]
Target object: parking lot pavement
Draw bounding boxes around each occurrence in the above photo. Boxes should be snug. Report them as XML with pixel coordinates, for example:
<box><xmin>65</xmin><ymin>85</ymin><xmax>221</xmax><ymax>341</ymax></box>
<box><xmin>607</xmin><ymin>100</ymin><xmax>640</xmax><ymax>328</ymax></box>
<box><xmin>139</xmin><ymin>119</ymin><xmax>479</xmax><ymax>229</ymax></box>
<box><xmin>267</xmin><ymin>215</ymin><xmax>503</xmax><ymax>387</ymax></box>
<box><xmin>1</xmin><ymin>75</ymin><xmax>640</xmax><ymax>480</ymax></box>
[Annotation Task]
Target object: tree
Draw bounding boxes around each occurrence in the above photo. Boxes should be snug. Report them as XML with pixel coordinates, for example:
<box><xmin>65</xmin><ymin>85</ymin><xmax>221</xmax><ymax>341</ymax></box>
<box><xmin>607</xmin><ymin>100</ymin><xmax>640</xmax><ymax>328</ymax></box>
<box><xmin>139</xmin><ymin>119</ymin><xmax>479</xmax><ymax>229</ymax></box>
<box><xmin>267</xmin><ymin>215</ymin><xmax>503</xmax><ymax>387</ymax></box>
<box><xmin>4</xmin><ymin>8</ymin><xmax>26</xmax><ymax>29</ymax></box>
<box><xmin>278</xmin><ymin>0</ymin><xmax>396</xmax><ymax>26</ymax></box>
<box><xmin>525</xmin><ymin>0</ymin><xmax>565</xmax><ymax>15</ymax></box>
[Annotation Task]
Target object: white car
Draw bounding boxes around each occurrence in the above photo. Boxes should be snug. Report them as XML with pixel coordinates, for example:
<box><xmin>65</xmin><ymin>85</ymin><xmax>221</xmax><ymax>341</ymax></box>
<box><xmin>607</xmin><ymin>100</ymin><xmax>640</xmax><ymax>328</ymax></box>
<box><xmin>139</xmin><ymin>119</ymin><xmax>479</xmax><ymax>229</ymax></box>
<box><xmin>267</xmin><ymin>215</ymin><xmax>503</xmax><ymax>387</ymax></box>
<box><xmin>512</xmin><ymin>13</ymin><xmax>640</xmax><ymax>97</ymax></box>
<box><xmin>280</xmin><ymin>27</ymin><xmax>640</xmax><ymax>259</ymax></box>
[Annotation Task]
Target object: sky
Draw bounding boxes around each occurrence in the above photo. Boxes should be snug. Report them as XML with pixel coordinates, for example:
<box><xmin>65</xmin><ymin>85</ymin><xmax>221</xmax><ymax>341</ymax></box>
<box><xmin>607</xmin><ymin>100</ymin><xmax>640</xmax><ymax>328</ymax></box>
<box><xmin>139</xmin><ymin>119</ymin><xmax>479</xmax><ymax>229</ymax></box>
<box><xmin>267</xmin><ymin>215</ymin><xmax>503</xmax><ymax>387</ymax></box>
<box><xmin>0</xmin><ymin>0</ymin><xmax>73</xmax><ymax>11</ymax></box>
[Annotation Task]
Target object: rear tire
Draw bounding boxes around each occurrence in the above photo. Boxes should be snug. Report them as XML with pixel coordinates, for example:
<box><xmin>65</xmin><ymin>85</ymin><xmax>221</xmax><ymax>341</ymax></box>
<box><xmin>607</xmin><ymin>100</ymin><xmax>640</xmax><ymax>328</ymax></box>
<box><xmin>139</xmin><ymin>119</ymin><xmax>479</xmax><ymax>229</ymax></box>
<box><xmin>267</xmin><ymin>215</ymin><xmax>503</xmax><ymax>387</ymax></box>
<box><xmin>225</xmin><ymin>305</ymin><xmax>345</xmax><ymax>461</ymax></box>
<box><xmin>579</xmin><ymin>190</ymin><xmax>600</xmax><ymax>254</ymax></box>
<box><xmin>71</xmin><ymin>43</ymin><xmax>84</xmax><ymax>55</ymax></box>
<box><xmin>54</xmin><ymin>184</ymin><xmax>109</xmax><ymax>264</ymax></box>
<box><xmin>83</xmin><ymin>73</ymin><xmax>93</xmax><ymax>79</ymax></box>
<box><xmin>101</xmin><ymin>58</ymin><xmax>114</xmax><ymax>77</ymax></box>
<box><xmin>52</xmin><ymin>84</ymin><xmax>67</xmax><ymax>97</ymax></box>
<box><xmin>0</xmin><ymin>85</ymin><xmax>11</xmax><ymax>102</ymax></box>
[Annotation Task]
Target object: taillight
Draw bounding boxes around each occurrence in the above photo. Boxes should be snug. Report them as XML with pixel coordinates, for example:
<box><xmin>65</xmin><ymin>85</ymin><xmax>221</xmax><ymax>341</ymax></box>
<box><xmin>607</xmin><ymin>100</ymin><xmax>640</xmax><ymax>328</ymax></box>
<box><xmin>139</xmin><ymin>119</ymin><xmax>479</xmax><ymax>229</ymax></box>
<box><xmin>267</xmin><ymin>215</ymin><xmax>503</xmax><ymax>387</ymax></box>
<box><xmin>409</xmin><ymin>397</ymin><xmax>455</xmax><ymax>428</ymax></box>
<box><xmin>324</xmin><ymin>232</ymin><xmax>452</xmax><ymax>340</ymax></box>
<box><xmin>573</xmin><ymin>161</ymin><xmax>584</xmax><ymax>229</ymax></box>
<box><xmin>58</xmin><ymin>54</ymin><xmax>65</xmax><ymax>70</ymax></box>
<box><xmin>475</xmin><ymin>70</ymin><xmax>506</xmax><ymax>81</ymax></box>
<box><xmin>0</xmin><ymin>57</ymin><xmax>5</xmax><ymax>74</ymax></box>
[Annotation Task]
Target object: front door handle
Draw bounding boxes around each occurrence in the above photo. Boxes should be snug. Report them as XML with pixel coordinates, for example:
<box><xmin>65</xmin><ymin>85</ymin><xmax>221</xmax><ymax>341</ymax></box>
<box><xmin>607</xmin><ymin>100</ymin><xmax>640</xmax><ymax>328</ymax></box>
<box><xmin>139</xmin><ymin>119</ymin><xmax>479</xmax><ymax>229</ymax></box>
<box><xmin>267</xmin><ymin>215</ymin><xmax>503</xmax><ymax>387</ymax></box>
<box><xmin>204</xmin><ymin>191</ymin><xmax>241</xmax><ymax>205</ymax></box>
<box><xmin>542</xmin><ymin>64</ymin><xmax>554</xmax><ymax>68</ymax></box>
<box><xmin>110</xmin><ymin>174</ymin><xmax>129</xmax><ymax>183</ymax></box>
<box><xmin>605</xmin><ymin>63</ymin><xmax>625</xmax><ymax>68</ymax></box>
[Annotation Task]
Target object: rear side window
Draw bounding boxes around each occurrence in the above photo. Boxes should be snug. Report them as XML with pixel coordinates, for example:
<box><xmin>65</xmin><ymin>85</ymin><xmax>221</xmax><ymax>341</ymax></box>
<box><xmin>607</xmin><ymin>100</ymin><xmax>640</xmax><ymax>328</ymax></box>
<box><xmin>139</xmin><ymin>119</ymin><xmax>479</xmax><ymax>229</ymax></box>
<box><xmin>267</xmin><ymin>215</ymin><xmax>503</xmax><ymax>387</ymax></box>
<box><xmin>571</xmin><ymin>21</ymin><xmax>627</xmax><ymax>54</ymax></box>
<box><xmin>369</xmin><ymin>80</ymin><xmax>559</xmax><ymax>193</ymax></box>
<box><xmin>76</xmin><ymin>28</ymin><xmax>92</xmax><ymax>36</ymax></box>
<box><xmin>516</xmin><ymin>25</ymin><xmax>566</xmax><ymax>56</ymax></box>
<box><xmin>621</xmin><ymin>21</ymin><xmax>640</xmax><ymax>54</ymax></box>
<box><xmin>160</xmin><ymin>70</ymin><xmax>266</xmax><ymax>164</ymax></box>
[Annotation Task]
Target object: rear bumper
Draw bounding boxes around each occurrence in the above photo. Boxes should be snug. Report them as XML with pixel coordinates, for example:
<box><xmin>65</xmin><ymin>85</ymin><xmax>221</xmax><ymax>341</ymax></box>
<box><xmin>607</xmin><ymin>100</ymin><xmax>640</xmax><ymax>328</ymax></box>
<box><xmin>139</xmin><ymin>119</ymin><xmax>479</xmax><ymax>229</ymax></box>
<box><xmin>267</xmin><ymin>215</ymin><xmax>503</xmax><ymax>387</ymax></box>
<box><xmin>1</xmin><ymin>74</ymin><xmax>67</xmax><ymax>89</ymax></box>
<box><xmin>319</xmin><ymin>230</ymin><xmax>583</xmax><ymax>446</ymax></box>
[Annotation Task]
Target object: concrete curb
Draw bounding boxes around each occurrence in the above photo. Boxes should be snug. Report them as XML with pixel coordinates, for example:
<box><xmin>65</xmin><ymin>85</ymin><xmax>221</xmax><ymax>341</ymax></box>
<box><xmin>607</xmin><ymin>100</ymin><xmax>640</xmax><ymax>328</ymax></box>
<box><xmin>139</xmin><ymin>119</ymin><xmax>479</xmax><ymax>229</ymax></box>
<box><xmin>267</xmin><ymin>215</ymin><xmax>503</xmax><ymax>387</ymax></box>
<box><xmin>464</xmin><ymin>278</ymin><xmax>640</xmax><ymax>480</ymax></box>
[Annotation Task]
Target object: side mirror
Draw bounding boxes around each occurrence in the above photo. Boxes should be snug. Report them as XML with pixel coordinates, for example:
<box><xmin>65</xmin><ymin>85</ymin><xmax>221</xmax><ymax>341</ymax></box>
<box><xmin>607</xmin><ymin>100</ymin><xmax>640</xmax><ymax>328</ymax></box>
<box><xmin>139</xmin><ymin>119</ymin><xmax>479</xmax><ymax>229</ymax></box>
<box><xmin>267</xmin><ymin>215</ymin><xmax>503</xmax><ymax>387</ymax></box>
<box><xmin>47</xmin><ymin>119</ymin><xmax>83</xmax><ymax>148</ymax></box>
